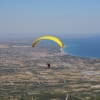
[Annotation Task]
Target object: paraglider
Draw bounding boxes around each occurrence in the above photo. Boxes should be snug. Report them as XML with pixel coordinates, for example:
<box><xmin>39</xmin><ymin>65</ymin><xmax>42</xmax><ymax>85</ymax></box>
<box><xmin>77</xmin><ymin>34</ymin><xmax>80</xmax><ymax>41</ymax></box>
<box><xmin>32</xmin><ymin>36</ymin><xmax>64</xmax><ymax>48</ymax></box>
<box><xmin>47</xmin><ymin>63</ymin><xmax>50</xmax><ymax>68</ymax></box>
<box><xmin>32</xmin><ymin>36</ymin><xmax>64</xmax><ymax>68</ymax></box>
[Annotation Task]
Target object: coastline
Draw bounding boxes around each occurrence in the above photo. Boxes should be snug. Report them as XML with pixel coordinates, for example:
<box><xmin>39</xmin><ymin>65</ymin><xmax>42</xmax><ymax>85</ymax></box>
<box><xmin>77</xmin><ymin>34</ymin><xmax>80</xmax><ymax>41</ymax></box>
<box><xmin>61</xmin><ymin>45</ymin><xmax>100</xmax><ymax>59</ymax></box>
<box><xmin>61</xmin><ymin>35</ymin><xmax>100</xmax><ymax>59</ymax></box>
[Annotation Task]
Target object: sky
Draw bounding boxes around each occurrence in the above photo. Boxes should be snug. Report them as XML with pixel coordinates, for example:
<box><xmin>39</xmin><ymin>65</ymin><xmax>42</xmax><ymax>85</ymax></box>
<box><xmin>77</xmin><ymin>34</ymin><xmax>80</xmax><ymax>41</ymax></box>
<box><xmin>0</xmin><ymin>0</ymin><xmax>100</xmax><ymax>37</ymax></box>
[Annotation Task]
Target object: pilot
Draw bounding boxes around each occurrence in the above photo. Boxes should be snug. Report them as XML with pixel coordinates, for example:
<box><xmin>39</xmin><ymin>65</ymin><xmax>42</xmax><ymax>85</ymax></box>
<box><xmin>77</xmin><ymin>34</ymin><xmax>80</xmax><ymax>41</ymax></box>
<box><xmin>47</xmin><ymin>63</ymin><xmax>50</xmax><ymax>68</ymax></box>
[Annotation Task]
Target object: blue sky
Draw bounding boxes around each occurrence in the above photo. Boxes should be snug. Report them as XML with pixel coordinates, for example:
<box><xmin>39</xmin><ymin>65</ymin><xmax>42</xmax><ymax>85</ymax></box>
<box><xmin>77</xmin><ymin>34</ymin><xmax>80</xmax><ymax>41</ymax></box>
<box><xmin>0</xmin><ymin>0</ymin><xmax>100</xmax><ymax>37</ymax></box>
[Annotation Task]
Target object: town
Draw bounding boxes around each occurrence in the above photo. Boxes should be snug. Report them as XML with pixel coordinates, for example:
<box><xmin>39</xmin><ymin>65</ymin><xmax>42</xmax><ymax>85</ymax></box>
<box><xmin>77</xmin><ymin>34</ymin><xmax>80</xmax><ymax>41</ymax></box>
<box><xmin>0</xmin><ymin>37</ymin><xmax>100</xmax><ymax>100</ymax></box>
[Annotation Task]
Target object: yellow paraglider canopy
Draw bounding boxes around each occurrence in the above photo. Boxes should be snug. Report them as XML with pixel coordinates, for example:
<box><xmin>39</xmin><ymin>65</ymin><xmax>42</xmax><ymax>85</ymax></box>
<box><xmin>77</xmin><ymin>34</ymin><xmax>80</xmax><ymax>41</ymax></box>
<box><xmin>32</xmin><ymin>36</ymin><xmax>64</xmax><ymax>48</ymax></box>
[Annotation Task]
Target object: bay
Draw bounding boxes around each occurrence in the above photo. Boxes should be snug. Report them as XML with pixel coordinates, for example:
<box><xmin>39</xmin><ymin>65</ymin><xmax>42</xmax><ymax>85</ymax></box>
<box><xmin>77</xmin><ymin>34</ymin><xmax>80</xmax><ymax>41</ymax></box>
<box><xmin>62</xmin><ymin>36</ymin><xmax>100</xmax><ymax>58</ymax></box>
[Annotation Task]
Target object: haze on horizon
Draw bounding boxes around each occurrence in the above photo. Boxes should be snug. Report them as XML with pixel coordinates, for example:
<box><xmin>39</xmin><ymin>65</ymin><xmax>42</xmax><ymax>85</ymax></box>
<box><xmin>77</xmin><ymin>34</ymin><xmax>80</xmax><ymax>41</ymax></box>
<box><xmin>0</xmin><ymin>0</ymin><xmax>100</xmax><ymax>37</ymax></box>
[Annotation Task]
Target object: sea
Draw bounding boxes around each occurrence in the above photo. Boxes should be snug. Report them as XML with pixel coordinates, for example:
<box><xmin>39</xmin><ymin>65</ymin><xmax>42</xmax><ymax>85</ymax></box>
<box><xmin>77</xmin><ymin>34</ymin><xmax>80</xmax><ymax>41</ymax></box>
<box><xmin>41</xmin><ymin>35</ymin><xmax>100</xmax><ymax>58</ymax></box>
